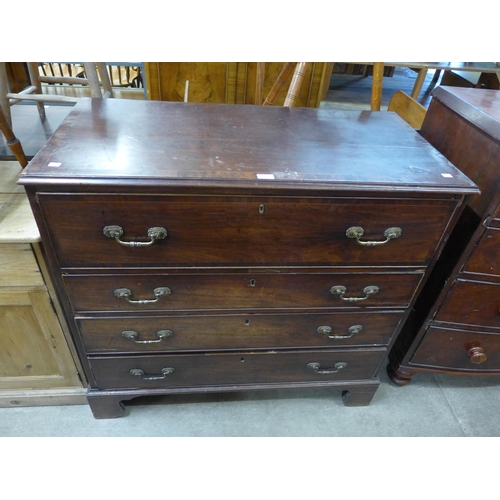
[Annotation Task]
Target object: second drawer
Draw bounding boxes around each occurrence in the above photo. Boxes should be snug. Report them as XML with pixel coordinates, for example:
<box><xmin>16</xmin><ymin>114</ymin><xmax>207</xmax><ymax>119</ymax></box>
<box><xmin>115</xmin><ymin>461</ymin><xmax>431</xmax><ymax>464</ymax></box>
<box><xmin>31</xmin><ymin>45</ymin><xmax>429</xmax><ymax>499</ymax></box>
<box><xmin>64</xmin><ymin>271</ymin><xmax>424</xmax><ymax>312</ymax></box>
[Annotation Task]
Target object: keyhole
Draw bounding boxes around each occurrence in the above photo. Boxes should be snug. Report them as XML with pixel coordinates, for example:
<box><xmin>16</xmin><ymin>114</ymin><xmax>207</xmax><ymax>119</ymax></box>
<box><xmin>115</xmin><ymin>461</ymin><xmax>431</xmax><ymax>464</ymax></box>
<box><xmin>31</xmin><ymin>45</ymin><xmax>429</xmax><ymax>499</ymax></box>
<box><xmin>245</xmin><ymin>319</ymin><xmax>250</xmax><ymax>326</ymax></box>
<box><xmin>249</xmin><ymin>279</ymin><xmax>256</xmax><ymax>287</ymax></box>
<box><xmin>259</xmin><ymin>204</ymin><xmax>265</xmax><ymax>214</ymax></box>
<box><xmin>241</xmin><ymin>357</ymin><xmax>245</xmax><ymax>362</ymax></box>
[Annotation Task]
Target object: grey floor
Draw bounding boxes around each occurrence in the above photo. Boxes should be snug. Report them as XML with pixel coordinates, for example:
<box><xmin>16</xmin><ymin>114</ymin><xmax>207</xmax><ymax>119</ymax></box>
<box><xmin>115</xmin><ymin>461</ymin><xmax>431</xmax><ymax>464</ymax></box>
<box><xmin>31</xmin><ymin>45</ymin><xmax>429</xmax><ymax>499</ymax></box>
<box><xmin>2</xmin><ymin>362</ymin><xmax>500</xmax><ymax>436</ymax></box>
<box><xmin>2</xmin><ymin>66</ymin><xmax>500</xmax><ymax>439</ymax></box>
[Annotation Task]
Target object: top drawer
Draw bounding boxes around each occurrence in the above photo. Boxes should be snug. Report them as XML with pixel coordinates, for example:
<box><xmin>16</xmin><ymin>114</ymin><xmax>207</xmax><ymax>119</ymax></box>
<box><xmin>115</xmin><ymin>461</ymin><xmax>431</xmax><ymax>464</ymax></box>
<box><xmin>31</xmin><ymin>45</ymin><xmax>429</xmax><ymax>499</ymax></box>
<box><xmin>37</xmin><ymin>194</ymin><xmax>457</xmax><ymax>268</ymax></box>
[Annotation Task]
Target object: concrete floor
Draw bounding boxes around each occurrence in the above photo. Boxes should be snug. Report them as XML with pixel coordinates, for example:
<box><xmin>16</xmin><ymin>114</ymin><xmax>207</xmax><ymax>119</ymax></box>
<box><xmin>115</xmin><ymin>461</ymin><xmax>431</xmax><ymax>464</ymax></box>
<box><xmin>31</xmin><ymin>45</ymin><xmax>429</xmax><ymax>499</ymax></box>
<box><xmin>2</xmin><ymin>362</ymin><xmax>500</xmax><ymax>436</ymax></box>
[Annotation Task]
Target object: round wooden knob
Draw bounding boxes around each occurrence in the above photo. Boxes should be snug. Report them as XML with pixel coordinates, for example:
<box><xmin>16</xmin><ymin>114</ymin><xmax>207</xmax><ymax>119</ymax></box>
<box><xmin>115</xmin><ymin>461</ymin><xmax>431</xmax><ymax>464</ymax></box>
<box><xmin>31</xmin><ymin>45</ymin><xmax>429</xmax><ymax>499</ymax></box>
<box><xmin>468</xmin><ymin>346</ymin><xmax>487</xmax><ymax>364</ymax></box>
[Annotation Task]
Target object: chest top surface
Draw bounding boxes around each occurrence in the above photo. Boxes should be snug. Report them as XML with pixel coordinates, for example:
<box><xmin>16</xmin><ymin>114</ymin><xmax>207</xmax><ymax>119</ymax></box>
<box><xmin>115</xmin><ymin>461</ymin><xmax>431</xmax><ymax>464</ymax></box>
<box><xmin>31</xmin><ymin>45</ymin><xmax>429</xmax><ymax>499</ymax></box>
<box><xmin>19</xmin><ymin>98</ymin><xmax>477</xmax><ymax>194</ymax></box>
<box><xmin>431</xmin><ymin>86</ymin><xmax>500</xmax><ymax>143</ymax></box>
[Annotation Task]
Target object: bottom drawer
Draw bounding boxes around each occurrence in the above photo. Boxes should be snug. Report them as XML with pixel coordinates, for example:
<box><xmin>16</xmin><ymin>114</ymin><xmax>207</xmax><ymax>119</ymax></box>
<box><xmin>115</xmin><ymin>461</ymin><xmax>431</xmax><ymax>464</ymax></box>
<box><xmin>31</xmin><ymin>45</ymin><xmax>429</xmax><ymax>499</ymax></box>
<box><xmin>89</xmin><ymin>348</ymin><xmax>387</xmax><ymax>390</ymax></box>
<box><xmin>410</xmin><ymin>325</ymin><xmax>500</xmax><ymax>372</ymax></box>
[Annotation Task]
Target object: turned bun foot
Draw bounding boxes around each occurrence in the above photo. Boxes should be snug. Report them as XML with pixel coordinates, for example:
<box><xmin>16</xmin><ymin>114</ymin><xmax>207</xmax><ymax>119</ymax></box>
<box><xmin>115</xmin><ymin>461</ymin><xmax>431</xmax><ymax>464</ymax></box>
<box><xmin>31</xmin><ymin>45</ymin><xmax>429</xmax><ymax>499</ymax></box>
<box><xmin>386</xmin><ymin>363</ymin><xmax>414</xmax><ymax>386</ymax></box>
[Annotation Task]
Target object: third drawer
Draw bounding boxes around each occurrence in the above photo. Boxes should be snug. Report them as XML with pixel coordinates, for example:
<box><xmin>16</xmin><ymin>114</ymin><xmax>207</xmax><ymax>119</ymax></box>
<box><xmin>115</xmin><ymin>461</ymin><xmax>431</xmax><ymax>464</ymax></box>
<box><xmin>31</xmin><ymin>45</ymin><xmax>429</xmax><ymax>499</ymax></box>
<box><xmin>77</xmin><ymin>311</ymin><xmax>405</xmax><ymax>353</ymax></box>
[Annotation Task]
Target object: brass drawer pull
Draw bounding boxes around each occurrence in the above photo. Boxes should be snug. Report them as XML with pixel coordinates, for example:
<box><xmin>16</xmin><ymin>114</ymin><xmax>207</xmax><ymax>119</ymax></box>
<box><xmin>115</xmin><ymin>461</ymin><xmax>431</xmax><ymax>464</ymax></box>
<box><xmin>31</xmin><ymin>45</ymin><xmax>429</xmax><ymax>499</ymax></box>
<box><xmin>103</xmin><ymin>225</ymin><xmax>167</xmax><ymax>247</ymax></box>
<box><xmin>130</xmin><ymin>367</ymin><xmax>175</xmax><ymax>380</ymax></box>
<box><xmin>122</xmin><ymin>329</ymin><xmax>173</xmax><ymax>344</ymax></box>
<box><xmin>346</xmin><ymin>226</ymin><xmax>402</xmax><ymax>246</ymax></box>
<box><xmin>468</xmin><ymin>346</ymin><xmax>488</xmax><ymax>364</ymax></box>
<box><xmin>330</xmin><ymin>285</ymin><xmax>379</xmax><ymax>302</ymax></box>
<box><xmin>317</xmin><ymin>324</ymin><xmax>363</xmax><ymax>339</ymax></box>
<box><xmin>307</xmin><ymin>362</ymin><xmax>347</xmax><ymax>374</ymax></box>
<box><xmin>114</xmin><ymin>287</ymin><xmax>171</xmax><ymax>304</ymax></box>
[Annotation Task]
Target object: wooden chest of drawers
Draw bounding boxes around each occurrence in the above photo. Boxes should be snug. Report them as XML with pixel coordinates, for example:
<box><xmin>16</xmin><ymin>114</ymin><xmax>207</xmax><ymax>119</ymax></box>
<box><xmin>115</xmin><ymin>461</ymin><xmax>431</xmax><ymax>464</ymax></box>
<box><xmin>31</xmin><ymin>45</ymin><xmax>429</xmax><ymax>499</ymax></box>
<box><xmin>388</xmin><ymin>87</ymin><xmax>500</xmax><ymax>384</ymax></box>
<box><xmin>19</xmin><ymin>98</ymin><xmax>477</xmax><ymax>418</ymax></box>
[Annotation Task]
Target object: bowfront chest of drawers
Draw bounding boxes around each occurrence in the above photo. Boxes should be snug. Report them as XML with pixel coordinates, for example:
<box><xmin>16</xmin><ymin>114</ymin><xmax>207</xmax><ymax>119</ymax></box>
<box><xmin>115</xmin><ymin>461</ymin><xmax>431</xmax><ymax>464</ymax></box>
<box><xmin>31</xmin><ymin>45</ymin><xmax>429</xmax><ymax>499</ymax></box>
<box><xmin>388</xmin><ymin>87</ymin><xmax>500</xmax><ymax>384</ymax></box>
<box><xmin>19</xmin><ymin>98</ymin><xmax>477</xmax><ymax>418</ymax></box>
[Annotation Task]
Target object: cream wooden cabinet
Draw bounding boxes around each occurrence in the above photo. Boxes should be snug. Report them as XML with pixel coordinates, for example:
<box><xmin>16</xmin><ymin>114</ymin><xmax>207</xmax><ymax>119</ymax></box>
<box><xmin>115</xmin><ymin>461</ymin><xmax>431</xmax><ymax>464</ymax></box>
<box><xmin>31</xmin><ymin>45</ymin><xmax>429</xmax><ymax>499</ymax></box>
<box><xmin>0</xmin><ymin>161</ymin><xmax>86</xmax><ymax>407</ymax></box>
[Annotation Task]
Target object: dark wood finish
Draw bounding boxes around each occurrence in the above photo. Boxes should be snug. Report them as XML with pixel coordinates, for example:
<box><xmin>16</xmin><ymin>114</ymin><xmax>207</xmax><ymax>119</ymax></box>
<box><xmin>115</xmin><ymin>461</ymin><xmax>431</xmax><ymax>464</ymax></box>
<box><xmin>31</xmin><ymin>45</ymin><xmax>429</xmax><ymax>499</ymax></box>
<box><xmin>62</xmin><ymin>271</ymin><xmax>424</xmax><ymax>312</ymax></box>
<box><xmin>410</xmin><ymin>325</ymin><xmax>500</xmax><ymax>372</ymax></box>
<box><xmin>463</xmin><ymin>228</ymin><xmax>500</xmax><ymax>275</ymax></box>
<box><xmin>20</xmin><ymin>99</ymin><xmax>476</xmax><ymax>191</ymax></box>
<box><xmin>436</xmin><ymin>280</ymin><xmax>500</xmax><ymax>328</ymax></box>
<box><xmin>388</xmin><ymin>87</ymin><xmax>500</xmax><ymax>384</ymax></box>
<box><xmin>77</xmin><ymin>311</ymin><xmax>404</xmax><ymax>353</ymax></box>
<box><xmin>89</xmin><ymin>348</ymin><xmax>387</xmax><ymax>390</ymax></box>
<box><xmin>18</xmin><ymin>98</ymin><xmax>476</xmax><ymax>418</ymax></box>
<box><xmin>39</xmin><ymin>194</ymin><xmax>458</xmax><ymax>268</ymax></box>
<box><xmin>86</xmin><ymin>379</ymin><xmax>382</xmax><ymax>419</ymax></box>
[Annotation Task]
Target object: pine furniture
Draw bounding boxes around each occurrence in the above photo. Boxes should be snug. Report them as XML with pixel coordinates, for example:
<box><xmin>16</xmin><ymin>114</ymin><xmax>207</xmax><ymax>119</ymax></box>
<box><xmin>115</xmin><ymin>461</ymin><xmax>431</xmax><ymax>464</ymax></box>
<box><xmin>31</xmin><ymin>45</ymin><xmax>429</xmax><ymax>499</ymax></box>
<box><xmin>0</xmin><ymin>161</ymin><xmax>85</xmax><ymax>407</ymax></box>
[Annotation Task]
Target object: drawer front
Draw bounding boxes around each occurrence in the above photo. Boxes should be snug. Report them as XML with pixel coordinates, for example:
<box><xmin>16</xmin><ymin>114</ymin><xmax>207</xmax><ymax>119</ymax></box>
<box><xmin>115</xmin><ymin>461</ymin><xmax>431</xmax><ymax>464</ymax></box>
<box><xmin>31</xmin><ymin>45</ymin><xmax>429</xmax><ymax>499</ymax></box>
<box><xmin>488</xmin><ymin>202</ymin><xmax>500</xmax><ymax>228</ymax></box>
<box><xmin>411</xmin><ymin>325</ymin><xmax>500</xmax><ymax>372</ymax></box>
<box><xmin>463</xmin><ymin>227</ymin><xmax>500</xmax><ymax>277</ymax></box>
<box><xmin>38</xmin><ymin>194</ymin><xmax>457</xmax><ymax>267</ymax></box>
<box><xmin>436</xmin><ymin>279</ymin><xmax>500</xmax><ymax>330</ymax></box>
<box><xmin>88</xmin><ymin>348</ymin><xmax>387</xmax><ymax>390</ymax></box>
<box><xmin>77</xmin><ymin>311</ymin><xmax>404</xmax><ymax>353</ymax></box>
<box><xmin>64</xmin><ymin>271</ymin><xmax>423</xmax><ymax>312</ymax></box>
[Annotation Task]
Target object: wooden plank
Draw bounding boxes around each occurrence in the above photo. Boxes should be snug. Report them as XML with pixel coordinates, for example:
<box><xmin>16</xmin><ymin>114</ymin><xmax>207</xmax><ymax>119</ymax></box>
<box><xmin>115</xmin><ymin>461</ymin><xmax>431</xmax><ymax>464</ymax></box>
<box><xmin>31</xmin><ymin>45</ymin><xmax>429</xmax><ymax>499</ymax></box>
<box><xmin>0</xmin><ymin>387</ymin><xmax>87</xmax><ymax>407</ymax></box>
<box><xmin>0</xmin><ymin>161</ymin><xmax>25</xmax><ymax>193</ymax></box>
<box><xmin>388</xmin><ymin>91</ymin><xmax>427</xmax><ymax>129</ymax></box>
<box><xmin>0</xmin><ymin>194</ymin><xmax>40</xmax><ymax>243</ymax></box>
<box><xmin>0</xmin><ymin>245</ymin><xmax>43</xmax><ymax>287</ymax></box>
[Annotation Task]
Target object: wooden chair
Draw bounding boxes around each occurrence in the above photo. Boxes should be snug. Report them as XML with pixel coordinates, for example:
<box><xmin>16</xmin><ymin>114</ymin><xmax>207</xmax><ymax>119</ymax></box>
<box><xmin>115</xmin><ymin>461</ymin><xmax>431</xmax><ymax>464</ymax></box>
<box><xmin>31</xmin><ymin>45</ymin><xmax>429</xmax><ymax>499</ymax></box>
<box><xmin>0</xmin><ymin>62</ymin><xmax>114</xmax><ymax>126</ymax></box>
<box><xmin>261</xmin><ymin>62</ymin><xmax>383</xmax><ymax>110</ymax></box>
<box><xmin>0</xmin><ymin>105</ymin><xmax>28</xmax><ymax>167</ymax></box>
<box><xmin>387</xmin><ymin>90</ymin><xmax>427</xmax><ymax>129</ymax></box>
<box><xmin>258</xmin><ymin>62</ymin><xmax>309</xmax><ymax>107</ymax></box>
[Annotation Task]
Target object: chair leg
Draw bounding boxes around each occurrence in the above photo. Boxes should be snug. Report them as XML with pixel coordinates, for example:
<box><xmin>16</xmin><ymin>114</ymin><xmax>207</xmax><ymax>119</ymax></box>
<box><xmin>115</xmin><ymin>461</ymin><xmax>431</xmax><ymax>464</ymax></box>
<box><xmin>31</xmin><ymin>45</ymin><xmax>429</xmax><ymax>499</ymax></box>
<box><xmin>411</xmin><ymin>68</ymin><xmax>428</xmax><ymax>100</ymax></box>
<box><xmin>0</xmin><ymin>62</ymin><xmax>12</xmax><ymax>126</ymax></box>
<box><xmin>0</xmin><ymin>105</ymin><xmax>29</xmax><ymax>168</ymax></box>
<box><xmin>96</xmin><ymin>62</ymin><xmax>114</xmax><ymax>98</ymax></box>
<box><xmin>26</xmin><ymin>63</ymin><xmax>46</xmax><ymax>120</ymax></box>
<box><xmin>283</xmin><ymin>62</ymin><xmax>308</xmax><ymax>107</ymax></box>
<box><xmin>263</xmin><ymin>62</ymin><xmax>296</xmax><ymax>106</ymax></box>
<box><xmin>83</xmin><ymin>63</ymin><xmax>103</xmax><ymax>98</ymax></box>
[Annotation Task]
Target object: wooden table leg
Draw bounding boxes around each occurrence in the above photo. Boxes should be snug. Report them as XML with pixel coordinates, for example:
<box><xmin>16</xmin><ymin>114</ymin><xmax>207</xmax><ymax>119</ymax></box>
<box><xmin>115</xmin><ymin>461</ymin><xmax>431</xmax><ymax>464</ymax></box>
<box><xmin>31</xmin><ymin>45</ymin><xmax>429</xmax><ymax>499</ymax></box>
<box><xmin>370</xmin><ymin>62</ymin><xmax>384</xmax><ymax>111</ymax></box>
<box><xmin>0</xmin><ymin>106</ymin><xmax>29</xmax><ymax>167</ymax></box>
<box><xmin>411</xmin><ymin>67</ymin><xmax>428</xmax><ymax>100</ymax></box>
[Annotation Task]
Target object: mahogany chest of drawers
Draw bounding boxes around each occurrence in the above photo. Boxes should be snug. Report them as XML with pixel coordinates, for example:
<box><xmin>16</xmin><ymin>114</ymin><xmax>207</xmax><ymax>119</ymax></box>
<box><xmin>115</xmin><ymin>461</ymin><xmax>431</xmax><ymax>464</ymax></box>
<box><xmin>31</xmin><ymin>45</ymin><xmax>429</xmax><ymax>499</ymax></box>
<box><xmin>19</xmin><ymin>98</ymin><xmax>477</xmax><ymax>418</ymax></box>
<box><xmin>388</xmin><ymin>87</ymin><xmax>500</xmax><ymax>384</ymax></box>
